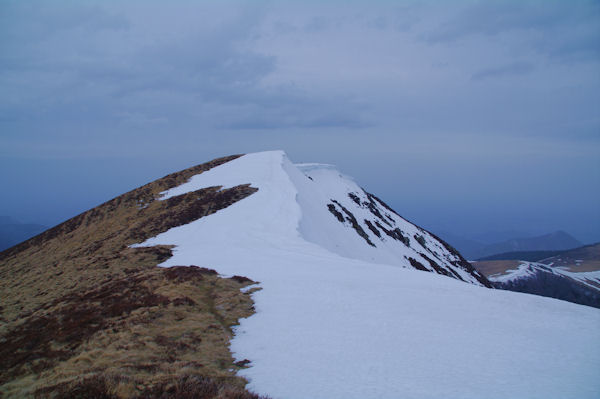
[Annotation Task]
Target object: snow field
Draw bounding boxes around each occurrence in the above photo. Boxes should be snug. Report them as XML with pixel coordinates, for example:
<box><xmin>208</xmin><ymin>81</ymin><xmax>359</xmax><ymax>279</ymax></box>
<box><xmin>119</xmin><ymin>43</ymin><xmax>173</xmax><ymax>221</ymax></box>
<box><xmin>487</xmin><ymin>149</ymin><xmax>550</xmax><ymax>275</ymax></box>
<box><xmin>135</xmin><ymin>151</ymin><xmax>600</xmax><ymax>399</ymax></box>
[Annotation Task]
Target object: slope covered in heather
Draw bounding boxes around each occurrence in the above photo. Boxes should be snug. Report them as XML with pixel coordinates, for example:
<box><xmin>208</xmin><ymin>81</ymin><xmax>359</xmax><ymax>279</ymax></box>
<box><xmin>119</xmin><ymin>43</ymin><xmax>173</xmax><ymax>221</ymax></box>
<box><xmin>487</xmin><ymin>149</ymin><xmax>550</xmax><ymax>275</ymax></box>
<box><xmin>0</xmin><ymin>155</ymin><xmax>268</xmax><ymax>398</ymax></box>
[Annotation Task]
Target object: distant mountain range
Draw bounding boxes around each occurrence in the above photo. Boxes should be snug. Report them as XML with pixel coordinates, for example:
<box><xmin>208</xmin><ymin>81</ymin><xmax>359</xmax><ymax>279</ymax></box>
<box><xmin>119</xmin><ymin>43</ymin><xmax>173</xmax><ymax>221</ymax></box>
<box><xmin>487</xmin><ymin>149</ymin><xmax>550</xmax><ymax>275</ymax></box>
<box><xmin>438</xmin><ymin>230</ymin><xmax>583</xmax><ymax>260</ymax></box>
<box><xmin>0</xmin><ymin>216</ymin><xmax>47</xmax><ymax>251</ymax></box>
<box><xmin>477</xmin><ymin>250</ymin><xmax>565</xmax><ymax>262</ymax></box>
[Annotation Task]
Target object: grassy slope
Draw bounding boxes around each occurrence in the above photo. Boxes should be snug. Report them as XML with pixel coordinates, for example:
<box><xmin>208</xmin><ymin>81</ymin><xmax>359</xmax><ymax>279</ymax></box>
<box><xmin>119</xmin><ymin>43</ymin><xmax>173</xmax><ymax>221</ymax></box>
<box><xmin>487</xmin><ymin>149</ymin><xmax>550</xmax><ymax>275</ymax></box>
<box><xmin>539</xmin><ymin>242</ymin><xmax>600</xmax><ymax>272</ymax></box>
<box><xmin>0</xmin><ymin>155</ymin><xmax>268</xmax><ymax>398</ymax></box>
<box><xmin>470</xmin><ymin>260</ymin><xmax>522</xmax><ymax>278</ymax></box>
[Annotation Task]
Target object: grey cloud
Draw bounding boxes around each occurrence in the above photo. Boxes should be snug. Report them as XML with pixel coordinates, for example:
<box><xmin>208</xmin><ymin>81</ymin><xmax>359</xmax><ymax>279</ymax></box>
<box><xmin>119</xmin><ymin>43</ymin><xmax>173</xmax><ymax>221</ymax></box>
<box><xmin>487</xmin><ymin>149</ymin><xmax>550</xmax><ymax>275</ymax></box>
<box><xmin>366</xmin><ymin>16</ymin><xmax>388</xmax><ymax>30</ymax></box>
<box><xmin>471</xmin><ymin>62</ymin><xmax>534</xmax><ymax>81</ymax></box>
<box><xmin>0</xmin><ymin>1</ymin><xmax>370</xmax><ymax>133</ymax></box>
<box><xmin>536</xmin><ymin>26</ymin><xmax>600</xmax><ymax>62</ymax></box>
<box><xmin>422</xmin><ymin>1</ymin><xmax>600</xmax><ymax>63</ymax></box>
<box><xmin>304</xmin><ymin>16</ymin><xmax>336</xmax><ymax>32</ymax></box>
<box><xmin>368</xmin><ymin>5</ymin><xmax>420</xmax><ymax>32</ymax></box>
<box><xmin>0</xmin><ymin>2</ymin><xmax>129</xmax><ymax>45</ymax></box>
<box><xmin>0</xmin><ymin>0</ymin><xmax>599</xmax><ymax>243</ymax></box>
<box><xmin>221</xmin><ymin>104</ymin><xmax>370</xmax><ymax>130</ymax></box>
<box><xmin>424</xmin><ymin>2</ymin><xmax>563</xmax><ymax>42</ymax></box>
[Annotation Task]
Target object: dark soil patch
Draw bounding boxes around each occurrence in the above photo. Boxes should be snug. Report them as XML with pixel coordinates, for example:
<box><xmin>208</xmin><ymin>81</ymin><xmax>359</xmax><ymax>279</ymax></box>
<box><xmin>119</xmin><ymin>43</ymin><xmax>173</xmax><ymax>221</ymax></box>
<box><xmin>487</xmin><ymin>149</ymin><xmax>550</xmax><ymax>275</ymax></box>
<box><xmin>164</xmin><ymin>266</ymin><xmax>218</xmax><ymax>282</ymax></box>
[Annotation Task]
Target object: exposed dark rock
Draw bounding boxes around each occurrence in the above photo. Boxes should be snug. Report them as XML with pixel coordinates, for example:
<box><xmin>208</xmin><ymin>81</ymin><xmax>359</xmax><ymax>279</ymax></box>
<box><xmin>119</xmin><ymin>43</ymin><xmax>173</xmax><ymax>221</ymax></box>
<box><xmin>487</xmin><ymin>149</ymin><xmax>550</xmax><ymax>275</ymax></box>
<box><xmin>364</xmin><ymin>220</ymin><xmax>381</xmax><ymax>238</ymax></box>
<box><xmin>357</xmin><ymin>189</ymin><xmax>492</xmax><ymax>287</ymax></box>
<box><xmin>425</xmin><ymin>231</ymin><xmax>493</xmax><ymax>288</ymax></box>
<box><xmin>406</xmin><ymin>257</ymin><xmax>429</xmax><ymax>272</ymax></box>
<box><xmin>361</xmin><ymin>192</ymin><xmax>392</xmax><ymax>227</ymax></box>
<box><xmin>363</xmin><ymin>191</ymin><xmax>401</xmax><ymax>217</ymax></box>
<box><xmin>348</xmin><ymin>193</ymin><xmax>361</xmax><ymax>206</ymax></box>
<box><xmin>374</xmin><ymin>221</ymin><xmax>410</xmax><ymax>246</ymax></box>
<box><xmin>330</xmin><ymin>200</ymin><xmax>375</xmax><ymax>247</ymax></box>
<box><xmin>414</xmin><ymin>234</ymin><xmax>427</xmax><ymax>249</ymax></box>
<box><xmin>327</xmin><ymin>204</ymin><xmax>345</xmax><ymax>223</ymax></box>
<box><xmin>418</xmin><ymin>252</ymin><xmax>462</xmax><ymax>280</ymax></box>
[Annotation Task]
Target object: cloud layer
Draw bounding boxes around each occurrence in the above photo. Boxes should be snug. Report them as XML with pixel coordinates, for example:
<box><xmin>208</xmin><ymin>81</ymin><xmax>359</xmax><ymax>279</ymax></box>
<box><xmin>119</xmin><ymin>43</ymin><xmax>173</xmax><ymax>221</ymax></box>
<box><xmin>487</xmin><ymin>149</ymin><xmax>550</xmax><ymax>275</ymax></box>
<box><xmin>1</xmin><ymin>0</ymin><xmax>599</xmax><ymax>242</ymax></box>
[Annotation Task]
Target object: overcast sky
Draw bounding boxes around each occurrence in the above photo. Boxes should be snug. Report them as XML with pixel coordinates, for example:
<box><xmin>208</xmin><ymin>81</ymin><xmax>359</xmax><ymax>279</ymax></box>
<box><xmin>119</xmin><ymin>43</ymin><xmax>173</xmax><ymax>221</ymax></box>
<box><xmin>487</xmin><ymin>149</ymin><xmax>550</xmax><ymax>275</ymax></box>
<box><xmin>1</xmin><ymin>0</ymin><xmax>599</xmax><ymax>243</ymax></box>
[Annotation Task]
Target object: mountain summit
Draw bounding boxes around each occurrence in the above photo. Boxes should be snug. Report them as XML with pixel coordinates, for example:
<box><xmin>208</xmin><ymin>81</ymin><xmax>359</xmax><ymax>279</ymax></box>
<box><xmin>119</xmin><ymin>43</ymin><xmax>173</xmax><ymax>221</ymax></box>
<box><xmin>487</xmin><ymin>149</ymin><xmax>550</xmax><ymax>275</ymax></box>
<box><xmin>136</xmin><ymin>151</ymin><xmax>490</xmax><ymax>287</ymax></box>
<box><xmin>2</xmin><ymin>151</ymin><xmax>599</xmax><ymax>399</ymax></box>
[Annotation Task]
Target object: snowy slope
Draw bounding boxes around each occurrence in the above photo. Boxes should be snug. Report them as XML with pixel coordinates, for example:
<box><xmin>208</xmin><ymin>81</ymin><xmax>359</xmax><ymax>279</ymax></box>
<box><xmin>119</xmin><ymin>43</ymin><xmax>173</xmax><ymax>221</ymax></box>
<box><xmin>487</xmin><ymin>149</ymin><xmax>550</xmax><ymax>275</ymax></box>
<box><xmin>286</xmin><ymin>161</ymin><xmax>489</xmax><ymax>285</ymax></box>
<box><xmin>134</xmin><ymin>151</ymin><xmax>600</xmax><ymax>399</ymax></box>
<box><xmin>156</xmin><ymin>150</ymin><xmax>488</xmax><ymax>286</ymax></box>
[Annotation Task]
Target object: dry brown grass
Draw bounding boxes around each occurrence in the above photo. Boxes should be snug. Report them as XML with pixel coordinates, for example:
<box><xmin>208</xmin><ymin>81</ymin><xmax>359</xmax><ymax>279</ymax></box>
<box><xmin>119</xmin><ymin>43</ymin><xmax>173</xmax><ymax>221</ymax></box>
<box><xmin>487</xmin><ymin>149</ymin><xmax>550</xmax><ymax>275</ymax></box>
<box><xmin>0</xmin><ymin>155</ymin><xmax>267</xmax><ymax>398</ymax></box>
<box><xmin>35</xmin><ymin>373</ymin><xmax>267</xmax><ymax>399</ymax></box>
<box><xmin>561</xmin><ymin>261</ymin><xmax>600</xmax><ymax>273</ymax></box>
<box><xmin>471</xmin><ymin>260</ymin><xmax>522</xmax><ymax>277</ymax></box>
<box><xmin>539</xmin><ymin>243</ymin><xmax>600</xmax><ymax>272</ymax></box>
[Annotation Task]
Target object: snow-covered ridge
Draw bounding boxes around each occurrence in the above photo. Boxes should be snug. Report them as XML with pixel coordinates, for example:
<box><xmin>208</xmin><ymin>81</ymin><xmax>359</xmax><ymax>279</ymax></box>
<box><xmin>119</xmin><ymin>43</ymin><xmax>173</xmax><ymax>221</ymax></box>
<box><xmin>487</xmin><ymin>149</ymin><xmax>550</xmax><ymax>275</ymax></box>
<box><xmin>490</xmin><ymin>261</ymin><xmax>600</xmax><ymax>290</ymax></box>
<box><xmin>141</xmin><ymin>150</ymin><xmax>600</xmax><ymax>290</ymax></box>
<box><xmin>144</xmin><ymin>150</ymin><xmax>487</xmax><ymax>285</ymax></box>
<box><xmin>133</xmin><ymin>151</ymin><xmax>600</xmax><ymax>399</ymax></box>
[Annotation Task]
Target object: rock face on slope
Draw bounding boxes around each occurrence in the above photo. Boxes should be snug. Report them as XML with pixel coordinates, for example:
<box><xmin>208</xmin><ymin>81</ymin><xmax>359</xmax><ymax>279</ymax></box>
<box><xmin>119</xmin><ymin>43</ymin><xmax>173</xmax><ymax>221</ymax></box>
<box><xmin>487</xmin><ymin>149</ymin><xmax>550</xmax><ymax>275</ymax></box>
<box><xmin>293</xmin><ymin>163</ymin><xmax>491</xmax><ymax>287</ymax></box>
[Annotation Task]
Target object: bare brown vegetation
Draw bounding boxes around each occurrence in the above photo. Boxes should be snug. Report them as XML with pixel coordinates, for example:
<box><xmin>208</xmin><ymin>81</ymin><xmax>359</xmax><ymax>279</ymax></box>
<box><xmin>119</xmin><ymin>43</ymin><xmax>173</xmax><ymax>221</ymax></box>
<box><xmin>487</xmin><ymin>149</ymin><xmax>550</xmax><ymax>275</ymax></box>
<box><xmin>471</xmin><ymin>260</ymin><xmax>522</xmax><ymax>277</ymax></box>
<box><xmin>540</xmin><ymin>243</ymin><xmax>600</xmax><ymax>273</ymax></box>
<box><xmin>0</xmin><ymin>155</ymin><xmax>268</xmax><ymax>398</ymax></box>
<box><xmin>35</xmin><ymin>374</ymin><xmax>267</xmax><ymax>399</ymax></box>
